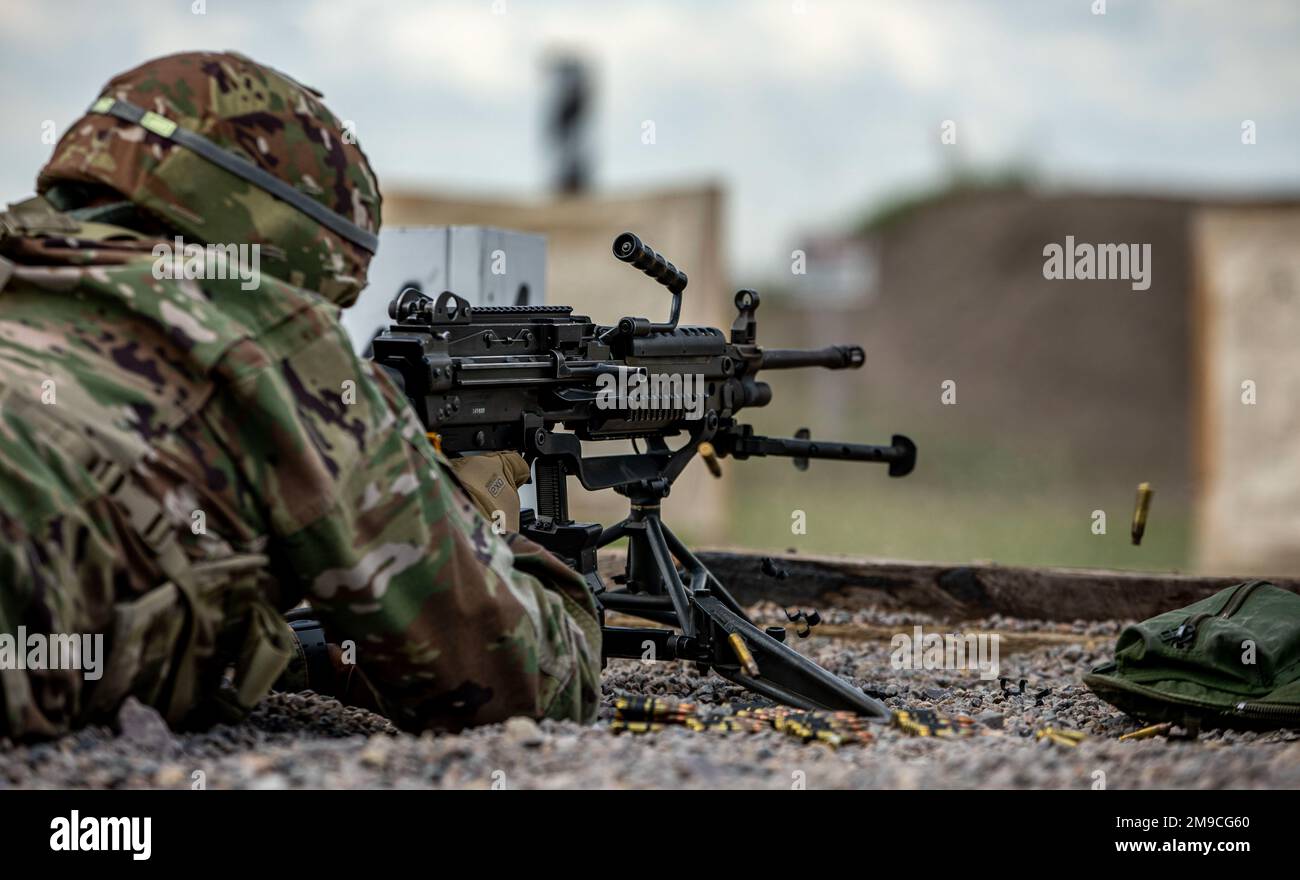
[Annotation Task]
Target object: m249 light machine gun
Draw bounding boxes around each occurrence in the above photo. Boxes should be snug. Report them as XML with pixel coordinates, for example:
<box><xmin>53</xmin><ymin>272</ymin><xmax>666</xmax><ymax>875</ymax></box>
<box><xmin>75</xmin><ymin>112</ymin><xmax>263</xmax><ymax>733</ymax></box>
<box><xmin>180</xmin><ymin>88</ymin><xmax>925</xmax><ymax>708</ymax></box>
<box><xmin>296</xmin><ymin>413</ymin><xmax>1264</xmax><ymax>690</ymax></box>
<box><xmin>371</xmin><ymin>233</ymin><xmax>916</xmax><ymax>720</ymax></box>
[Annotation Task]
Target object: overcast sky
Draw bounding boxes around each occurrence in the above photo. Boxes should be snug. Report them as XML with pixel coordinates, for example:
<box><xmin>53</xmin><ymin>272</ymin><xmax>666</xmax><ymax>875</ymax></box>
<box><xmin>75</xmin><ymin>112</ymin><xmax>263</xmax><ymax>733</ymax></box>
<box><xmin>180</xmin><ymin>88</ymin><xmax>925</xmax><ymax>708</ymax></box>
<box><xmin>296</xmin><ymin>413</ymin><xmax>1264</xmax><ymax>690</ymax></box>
<box><xmin>2</xmin><ymin>0</ymin><xmax>1297</xmax><ymax>278</ymax></box>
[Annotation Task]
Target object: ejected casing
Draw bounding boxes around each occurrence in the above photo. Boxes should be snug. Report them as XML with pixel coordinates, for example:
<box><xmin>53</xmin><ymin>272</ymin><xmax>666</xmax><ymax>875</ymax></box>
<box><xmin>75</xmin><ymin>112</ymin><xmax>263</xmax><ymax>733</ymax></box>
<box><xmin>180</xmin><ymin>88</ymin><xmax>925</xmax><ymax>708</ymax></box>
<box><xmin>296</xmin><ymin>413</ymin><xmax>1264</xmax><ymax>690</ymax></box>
<box><xmin>727</xmin><ymin>632</ymin><xmax>760</xmax><ymax>677</ymax></box>
<box><xmin>1131</xmin><ymin>482</ymin><xmax>1153</xmax><ymax>546</ymax></box>
<box><xmin>1120</xmin><ymin>722</ymin><xmax>1172</xmax><ymax>742</ymax></box>
<box><xmin>697</xmin><ymin>441</ymin><xmax>723</xmax><ymax>478</ymax></box>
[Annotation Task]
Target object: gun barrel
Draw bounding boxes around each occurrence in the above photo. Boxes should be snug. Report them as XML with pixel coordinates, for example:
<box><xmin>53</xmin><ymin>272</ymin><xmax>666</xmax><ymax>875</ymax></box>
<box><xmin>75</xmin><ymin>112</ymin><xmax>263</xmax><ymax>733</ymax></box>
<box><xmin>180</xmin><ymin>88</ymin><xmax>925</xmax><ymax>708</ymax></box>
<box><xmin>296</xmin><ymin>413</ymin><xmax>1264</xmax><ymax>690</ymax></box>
<box><xmin>759</xmin><ymin>345</ymin><xmax>865</xmax><ymax>371</ymax></box>
<box><xmin>729</xmin><ymin>432</ymin><xmax>915</xmax><ymax>477</ymax></box>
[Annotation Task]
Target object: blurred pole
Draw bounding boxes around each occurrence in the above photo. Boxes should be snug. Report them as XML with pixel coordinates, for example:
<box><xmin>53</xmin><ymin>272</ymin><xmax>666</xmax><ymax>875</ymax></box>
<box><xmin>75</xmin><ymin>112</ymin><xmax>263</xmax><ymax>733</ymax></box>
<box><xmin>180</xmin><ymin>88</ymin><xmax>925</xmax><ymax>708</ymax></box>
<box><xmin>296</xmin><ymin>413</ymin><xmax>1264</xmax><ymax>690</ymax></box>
<box><xmin>544</xmin><ymin>54</ymin><xmax>592</xmax><ymax>195</ymax></box>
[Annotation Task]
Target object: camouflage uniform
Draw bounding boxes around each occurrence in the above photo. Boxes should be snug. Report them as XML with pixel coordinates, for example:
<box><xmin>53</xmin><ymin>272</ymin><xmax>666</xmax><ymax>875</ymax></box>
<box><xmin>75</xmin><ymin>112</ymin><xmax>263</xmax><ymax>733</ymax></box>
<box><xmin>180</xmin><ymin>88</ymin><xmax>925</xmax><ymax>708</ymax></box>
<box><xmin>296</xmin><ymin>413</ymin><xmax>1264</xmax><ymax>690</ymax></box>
<box><xmin>0</xmin><ymin>52</ymin><xmax>601</xmax><ymax>740</ymax></box>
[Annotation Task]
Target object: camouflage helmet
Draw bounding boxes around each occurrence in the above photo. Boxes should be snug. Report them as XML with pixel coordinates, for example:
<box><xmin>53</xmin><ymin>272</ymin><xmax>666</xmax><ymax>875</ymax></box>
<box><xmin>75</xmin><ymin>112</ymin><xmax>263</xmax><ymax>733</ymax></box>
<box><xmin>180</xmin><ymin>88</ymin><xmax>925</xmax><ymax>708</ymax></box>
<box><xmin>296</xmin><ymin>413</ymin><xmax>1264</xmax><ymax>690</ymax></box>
<box><xmin>37</xmin><ymin>51</ymin><xmax>381</xmax><ymax>306</ymax></box>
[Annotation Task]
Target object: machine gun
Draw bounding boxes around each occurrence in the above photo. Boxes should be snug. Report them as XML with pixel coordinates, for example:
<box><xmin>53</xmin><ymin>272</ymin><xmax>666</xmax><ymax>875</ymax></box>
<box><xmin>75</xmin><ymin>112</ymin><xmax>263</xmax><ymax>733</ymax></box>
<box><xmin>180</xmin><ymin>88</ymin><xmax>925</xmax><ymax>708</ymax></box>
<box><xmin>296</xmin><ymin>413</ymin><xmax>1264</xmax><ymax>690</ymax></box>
<box><xmin>370</xmin><ymin>232</ymin><xmax>916</xmax><ymax>720</ymax></box>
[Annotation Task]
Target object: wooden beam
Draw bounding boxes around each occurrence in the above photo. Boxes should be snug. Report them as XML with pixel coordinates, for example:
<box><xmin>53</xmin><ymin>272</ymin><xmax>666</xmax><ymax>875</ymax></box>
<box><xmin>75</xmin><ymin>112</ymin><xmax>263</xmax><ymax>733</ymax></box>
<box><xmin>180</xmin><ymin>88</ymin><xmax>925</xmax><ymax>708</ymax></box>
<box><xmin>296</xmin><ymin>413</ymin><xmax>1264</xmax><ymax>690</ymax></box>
<box><xmin>597</xmin><ymin>549</ymin><xmax>1300</xmax><ymax>621</ymax></box>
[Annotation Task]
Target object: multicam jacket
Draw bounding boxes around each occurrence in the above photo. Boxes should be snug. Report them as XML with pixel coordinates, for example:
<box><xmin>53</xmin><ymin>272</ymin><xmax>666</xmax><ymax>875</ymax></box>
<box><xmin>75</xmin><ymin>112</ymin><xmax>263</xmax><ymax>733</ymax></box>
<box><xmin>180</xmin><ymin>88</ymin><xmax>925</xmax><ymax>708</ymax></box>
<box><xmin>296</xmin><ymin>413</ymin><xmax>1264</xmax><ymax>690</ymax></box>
<box><xmin>0</xmin><ymin>51</ymin><xmax>600</xmax><ymax>740</ymax></box>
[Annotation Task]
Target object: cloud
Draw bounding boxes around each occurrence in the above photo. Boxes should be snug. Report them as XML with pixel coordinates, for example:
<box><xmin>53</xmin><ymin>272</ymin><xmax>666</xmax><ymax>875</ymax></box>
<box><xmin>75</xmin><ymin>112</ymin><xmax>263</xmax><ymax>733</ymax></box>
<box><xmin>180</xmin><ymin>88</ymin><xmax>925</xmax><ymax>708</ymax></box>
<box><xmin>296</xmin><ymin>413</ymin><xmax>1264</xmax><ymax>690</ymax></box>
<box><xmin>1</xmin><ymin>0</ymin><xmax>1297</xmax><ymax>277</ymax></box>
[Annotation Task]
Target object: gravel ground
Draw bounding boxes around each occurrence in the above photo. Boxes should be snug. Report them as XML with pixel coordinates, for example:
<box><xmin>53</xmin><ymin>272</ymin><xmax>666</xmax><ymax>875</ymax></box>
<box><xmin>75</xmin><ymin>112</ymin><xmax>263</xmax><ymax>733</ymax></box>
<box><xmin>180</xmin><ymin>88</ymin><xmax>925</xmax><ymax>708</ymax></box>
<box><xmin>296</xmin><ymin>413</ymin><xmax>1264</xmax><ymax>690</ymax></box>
<box><xmin>2</xmin><ymin>605</ymin><xmax>1297</xmax><ymax>789</ymax></box>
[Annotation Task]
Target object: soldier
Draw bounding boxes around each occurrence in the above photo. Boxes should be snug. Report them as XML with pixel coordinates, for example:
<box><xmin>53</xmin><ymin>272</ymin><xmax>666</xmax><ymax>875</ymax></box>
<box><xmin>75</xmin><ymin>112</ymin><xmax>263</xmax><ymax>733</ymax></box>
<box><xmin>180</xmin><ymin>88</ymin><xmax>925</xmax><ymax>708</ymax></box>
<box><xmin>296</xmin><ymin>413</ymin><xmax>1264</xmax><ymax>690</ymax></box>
<box><xmin>0</xmin><ymin>51</ymin><xmax>601</xmax><ymax>740</ymax></box>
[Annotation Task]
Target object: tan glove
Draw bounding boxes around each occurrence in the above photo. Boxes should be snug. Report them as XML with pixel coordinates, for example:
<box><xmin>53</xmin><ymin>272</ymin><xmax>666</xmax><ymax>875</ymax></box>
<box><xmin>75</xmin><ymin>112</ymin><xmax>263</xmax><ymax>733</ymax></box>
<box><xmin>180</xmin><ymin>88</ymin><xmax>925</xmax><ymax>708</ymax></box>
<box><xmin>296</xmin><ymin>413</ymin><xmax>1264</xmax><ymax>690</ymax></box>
<box><xmin>445</xmin><ymin>451</ymin><xmax>532</xmax><ymax>532</ymax></box>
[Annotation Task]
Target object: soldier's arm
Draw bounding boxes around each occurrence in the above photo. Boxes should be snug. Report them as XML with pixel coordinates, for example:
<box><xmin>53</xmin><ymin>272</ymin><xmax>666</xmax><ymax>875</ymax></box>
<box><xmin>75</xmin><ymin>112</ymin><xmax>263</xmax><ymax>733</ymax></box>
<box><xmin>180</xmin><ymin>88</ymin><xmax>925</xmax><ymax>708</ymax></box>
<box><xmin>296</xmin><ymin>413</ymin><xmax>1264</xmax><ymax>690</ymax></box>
<box><xmin>278</xmin><ymin>355</ymin><xmax>602</xmax><ymax>732</ymax></box>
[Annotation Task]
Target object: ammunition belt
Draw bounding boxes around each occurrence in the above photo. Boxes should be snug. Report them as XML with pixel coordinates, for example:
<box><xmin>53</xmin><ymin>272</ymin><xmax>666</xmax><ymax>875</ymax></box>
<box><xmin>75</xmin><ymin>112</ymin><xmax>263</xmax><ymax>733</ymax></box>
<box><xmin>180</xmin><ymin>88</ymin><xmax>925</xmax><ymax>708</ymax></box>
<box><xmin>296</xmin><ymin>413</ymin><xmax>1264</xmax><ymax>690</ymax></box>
<box><xmin>610</xmin><ymin>697</ymin><xmax>1092</xmax><ymax>747</ymax></box>
<box><xmin>610</xmin><ymin>697</ymin><xmax>982</xmax><ymax>747</ymax></box>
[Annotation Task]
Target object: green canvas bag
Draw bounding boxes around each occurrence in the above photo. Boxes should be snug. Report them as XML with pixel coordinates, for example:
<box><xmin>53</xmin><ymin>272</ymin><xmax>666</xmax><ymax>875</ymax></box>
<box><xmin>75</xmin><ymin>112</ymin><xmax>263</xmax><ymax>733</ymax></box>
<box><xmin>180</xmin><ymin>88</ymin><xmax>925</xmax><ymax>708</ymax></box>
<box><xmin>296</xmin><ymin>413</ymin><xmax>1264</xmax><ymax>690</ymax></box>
<box><xmin>1084</xmin><ymin>580</ymin><xmax>1300</xmax><ymax>729</ymax></box>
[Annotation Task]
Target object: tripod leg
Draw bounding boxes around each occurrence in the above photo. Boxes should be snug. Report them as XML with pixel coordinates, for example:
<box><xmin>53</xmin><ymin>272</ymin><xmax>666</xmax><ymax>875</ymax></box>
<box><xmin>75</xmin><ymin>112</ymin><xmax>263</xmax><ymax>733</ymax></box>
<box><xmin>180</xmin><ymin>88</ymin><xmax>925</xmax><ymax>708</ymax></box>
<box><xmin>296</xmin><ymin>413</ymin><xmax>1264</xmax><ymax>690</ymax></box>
<box><xmin>712</xmin><ymin>669</ymin><xmax>819</xmax><ymax>711</ymax></box>
<box><xmin>695</xmin><ymin>597</ymin><xmax>892</xmax><ymax>720</ymax></box>
<box><xmin>658</xmin><ymin>517</ymin><xmax>748</xmax><ymax>619</ymax></box>
<box><xmin>598</xmin><ymin>520</ymin><xmax>630</xmax><ymax>548</ymax></box>
<box><xmin>596</xmin><ymin>494</ymin><xmax>890</xmax><ymax>718</ymax></box>
<box><xmin>642</xmin><ymin>516</ymin><xmax>697</xmax><ymax>637</ymax></box>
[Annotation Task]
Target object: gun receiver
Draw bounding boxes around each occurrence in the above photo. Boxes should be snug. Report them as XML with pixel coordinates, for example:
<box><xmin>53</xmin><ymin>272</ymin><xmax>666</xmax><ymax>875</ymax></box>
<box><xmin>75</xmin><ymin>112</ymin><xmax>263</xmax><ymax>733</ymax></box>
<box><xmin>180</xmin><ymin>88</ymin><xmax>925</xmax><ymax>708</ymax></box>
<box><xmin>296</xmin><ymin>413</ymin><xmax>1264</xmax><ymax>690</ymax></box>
<box><xmin>369</xmin><ymin>232</ymin><xmax>917</xmax><ymax>719</ymax></box>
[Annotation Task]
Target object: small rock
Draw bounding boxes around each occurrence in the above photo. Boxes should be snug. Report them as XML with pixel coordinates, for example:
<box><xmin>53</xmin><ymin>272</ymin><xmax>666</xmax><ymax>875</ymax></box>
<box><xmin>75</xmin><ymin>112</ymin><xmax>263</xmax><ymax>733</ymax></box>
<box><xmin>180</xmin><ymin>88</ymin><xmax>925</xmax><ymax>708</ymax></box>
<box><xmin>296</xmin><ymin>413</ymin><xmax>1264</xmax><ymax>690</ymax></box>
<box><xmin>154</xmin><ymin>764</ymin><xmax>186</xmax><ymax>787</ymax></box>
<box><xmin>359</xmin><ymin>735</ymin><xmax>391</xmax><ymax>767</ymax></box>
<box><xmin>115</xmin><ymin>698</ymin><xmax>177</xmax><ymax>752</ymax></box>
<box><xmin>977</xmin><ymin>711</ymin><xmax>1005</xmax><ymax>729</ymax></box>
<box><xmin>503</xmin><ymin>716</ymin><xmax>544</xmax><ymax>746</ymax></box>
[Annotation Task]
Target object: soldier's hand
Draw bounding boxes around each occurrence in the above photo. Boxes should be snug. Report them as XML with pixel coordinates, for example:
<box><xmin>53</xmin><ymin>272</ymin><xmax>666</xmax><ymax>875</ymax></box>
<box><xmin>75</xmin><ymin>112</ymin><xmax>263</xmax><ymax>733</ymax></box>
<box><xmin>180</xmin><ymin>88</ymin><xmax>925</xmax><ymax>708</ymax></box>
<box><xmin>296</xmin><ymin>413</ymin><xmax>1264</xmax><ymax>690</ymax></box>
<box><xmin>445</xmin><ymin>451</ymin><xmax>532</xmax><ymax>532</ymax></box>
